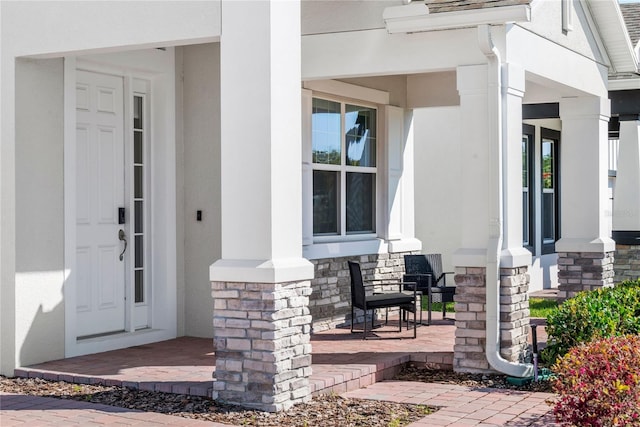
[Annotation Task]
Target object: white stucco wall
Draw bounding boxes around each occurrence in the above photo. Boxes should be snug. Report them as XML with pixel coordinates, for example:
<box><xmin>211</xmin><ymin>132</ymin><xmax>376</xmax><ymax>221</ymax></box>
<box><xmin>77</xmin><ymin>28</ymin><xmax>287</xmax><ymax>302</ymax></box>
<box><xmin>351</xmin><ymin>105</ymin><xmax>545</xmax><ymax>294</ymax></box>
<box><xmin>413</xmin><ymin>106</ymin><xmax>462</xmax><ymax>274</ymax></box>
<box><xmin>14</xmin><ymin>58</ymin><xmax>65</xmax><ymax>367</ymax></box>
<box><xmin>178</xmin><ymin>43</ymin><xmax>222</xmax><ymax>338</ymax></box>
<box><xmin>301</xmin><ymin>0</ymin><xmax>398</xmax><ymax>36</ymax></box>
<box><xmin>2</xmin><ymin>1</ymin><xmax>221</xmax><ymax>58</ymax></box>
<box><xmin>519</xmin><ymin>0</ymin><xmax>604</xmax><ymax>64</ymax></box>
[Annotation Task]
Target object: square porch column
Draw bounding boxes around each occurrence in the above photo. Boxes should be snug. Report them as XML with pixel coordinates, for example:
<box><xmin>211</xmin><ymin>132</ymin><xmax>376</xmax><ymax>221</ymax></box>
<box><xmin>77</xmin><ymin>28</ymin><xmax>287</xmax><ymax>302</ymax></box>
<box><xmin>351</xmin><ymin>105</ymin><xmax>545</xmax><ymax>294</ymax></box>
<box><xmin>210</xmin><ymin>0</ymin><xmax>314</xmax><ymax>412</ymax></box>
<box><xmin>452</xmin><ymin>63</ymin><xmax>531</xmax><ymax>374</ymax></box>
<box><xmin>557</xmin><ymin>97</ymin><xmax>615</xmax><ymax>300</ymax></box>
<box><xmin>613</xmin><ymin>116</ymin><xmax>640</xmax><ymax>282</ymax></box>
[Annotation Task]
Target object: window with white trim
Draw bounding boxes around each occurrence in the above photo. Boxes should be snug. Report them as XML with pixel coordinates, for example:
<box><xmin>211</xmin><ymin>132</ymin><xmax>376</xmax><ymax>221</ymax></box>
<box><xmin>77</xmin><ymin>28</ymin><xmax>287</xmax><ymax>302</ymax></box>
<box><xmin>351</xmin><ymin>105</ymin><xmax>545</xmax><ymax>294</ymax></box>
<box><xmin>311</xmin><ymin>97</ymin><xmax>377</xmax><ymax>237</ymax></box>
<box><xmin>540</xmin><ymin>127</ymin><xmax>560</xmax><ymax>255</ymax></box>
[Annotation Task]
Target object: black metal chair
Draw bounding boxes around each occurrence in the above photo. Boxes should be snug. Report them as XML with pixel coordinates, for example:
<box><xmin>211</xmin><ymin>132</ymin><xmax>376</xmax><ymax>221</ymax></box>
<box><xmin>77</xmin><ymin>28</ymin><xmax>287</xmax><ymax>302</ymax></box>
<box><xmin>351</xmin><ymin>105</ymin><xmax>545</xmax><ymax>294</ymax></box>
<box><xmin>403</xmin><ymin>254</ymin><xmax>456</xmax><ymax>325</ymax></box>
<box><xmin>348</xmin><ymin>261</ymin><xmax>417</xmax><ymax>339</ymax></box>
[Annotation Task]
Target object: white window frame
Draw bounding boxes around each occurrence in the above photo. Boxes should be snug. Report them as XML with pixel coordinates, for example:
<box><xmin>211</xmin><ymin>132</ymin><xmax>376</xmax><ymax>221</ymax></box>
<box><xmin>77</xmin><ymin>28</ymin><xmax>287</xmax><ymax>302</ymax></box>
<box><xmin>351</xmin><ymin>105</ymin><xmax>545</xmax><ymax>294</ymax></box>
<box><xmin>311</xmin><ymin>95</ymin><xmax>379</xmax><ymax>242</ymax></box>
<box><xmin>301</xmin><ymin>81</ymin><xmax>421</xmax><ymax>260</ymax></box>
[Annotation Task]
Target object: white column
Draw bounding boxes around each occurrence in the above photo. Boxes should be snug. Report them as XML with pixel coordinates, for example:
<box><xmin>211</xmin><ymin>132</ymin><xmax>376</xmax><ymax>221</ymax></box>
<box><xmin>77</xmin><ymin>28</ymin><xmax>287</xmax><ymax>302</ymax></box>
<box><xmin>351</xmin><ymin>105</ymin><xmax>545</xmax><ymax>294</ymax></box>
<box><xmin>612</xmin><ymin>117</ymin><xmax>640</xmax><ymax>241</ymax></box>
<box><xmin>210</xmin><ymin>0</ymin><xmax>313</xmax><ymax>284</ymax></box>
<box><xmin>557</xmin><ymin>97</ymin><xmax>615</xmax><ymax>253</ymax></box>
<box><xmin>384</xmin><ymin>106</ymin><xmax>421</xmax><ymax>253</ymax></box>
<box><xmin>1</xmin><ymin>48</ymin><xmax>17</xmax><ymax>376</ymax></box>
<box><xmin>452</xmin><ymin>64</ymin><xmax>491</xmax><ymax>267</ymax></box>
<box><xmin>501</xmin><ymin>64</ymin><xmax>531</xmax><ymax>267</ymax></box>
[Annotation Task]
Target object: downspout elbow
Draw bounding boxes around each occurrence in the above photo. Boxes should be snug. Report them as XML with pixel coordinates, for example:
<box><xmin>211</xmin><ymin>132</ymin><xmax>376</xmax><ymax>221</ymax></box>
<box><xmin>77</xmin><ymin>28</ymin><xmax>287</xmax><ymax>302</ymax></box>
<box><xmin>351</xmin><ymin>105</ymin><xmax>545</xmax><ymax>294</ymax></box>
<box><xmin>478</xmin><ymin>24</ymin><xmax>534</xmax><ymax>378</ymax></box>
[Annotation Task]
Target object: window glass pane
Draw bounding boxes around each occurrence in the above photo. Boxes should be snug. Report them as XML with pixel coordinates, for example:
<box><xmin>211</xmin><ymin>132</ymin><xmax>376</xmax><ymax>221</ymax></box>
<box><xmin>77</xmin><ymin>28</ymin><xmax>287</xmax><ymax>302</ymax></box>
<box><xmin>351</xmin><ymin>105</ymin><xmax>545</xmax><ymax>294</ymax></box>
<box><xmin>135</xmin><ymin>235</ymin><xmax>144</xmax><ymax>268</ymax></box>
<box><xmin>522</xmin><ymin>136</ymin><xmax>528</xmax><ymax>188</ymax></box>
<box><xmin>542</xmin><ymin>139</ymin><xmax>554</xmax><ymax>189</ymax></box>
<box><xmin>135</xmin><ymin>200</ymin><xmax>143</xmax><ymax>233</ymax></box>
<box><xmin>313</xmin><ymin>170</ymin><xmax>339</xmax><ymax>235</ymax></box>
<box><xmin>134</xmin><ymin>166</ymin><xmax>143</xmax><ymax>198</ymax></box>
<box><xmin>542</xmin><ymin>192</ymin><xmax>555</xmax><ymax>242</ymax></box>
<box><xmin>346</xmin><ymin>172</ymin><xmax>375</xmax><ymax>233</ymax></box>
<box><xmin>312</xmin><ymin>99</ymin><xmax>341</xmax><ymax>165</ymax></box>
<box><xmin>134</xmin><ymin>131</ymin><xmax>143</xmax><ymax>164</ymax></box>
<box><xmin>135</xmin><ymin>270</ymin><xmax>144</xmax><ymax>303</ymax></box>
<box><xmin>346</xmin><ymin>105</ymin><xmax>376</xmax><ymax>167</ymax></box>
<box><xmin>523</xmin><ymin>193</ymin><xmax>529</xmax><ymax>245</ymax></box>
<box><xmin>133</xmin><ymin>96</ymin><xmax>143</xmax><ymax>129</ymax></box>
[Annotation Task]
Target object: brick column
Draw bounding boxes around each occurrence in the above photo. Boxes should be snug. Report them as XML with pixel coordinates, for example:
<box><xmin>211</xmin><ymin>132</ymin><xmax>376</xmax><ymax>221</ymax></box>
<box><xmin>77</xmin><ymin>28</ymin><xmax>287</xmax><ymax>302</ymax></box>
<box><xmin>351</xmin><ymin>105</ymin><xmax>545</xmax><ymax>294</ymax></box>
<box><xmin>453</xmin><ymin>266</ymin><xmax>530</xmax><ymax>373</ymax></box>
<box><xmin>612</xmin><ymin>117</ymin><xmax>640</xmax><ymax>284</ymax></box>
<box><xmin>212</xmin><ymin>279</ymin><xmax>312</xmax><ymax>412</ymax></box>
<box><xmin>499</xmin><ymin>266</ymin><xmax>530</xmax><ymax>363</ymax></box>
<box><xmin>558</xmin><ymin>251</ymin><xmax>615</xmax><ymax>300</ymax></box>
<box><xmin>454</xmin><ymin>267</ymin><xmax>489</xmax><ymax>373</ymax></box>
<box><xmin>556</xmin><ymin>97</ymin><xmax>615</xmax><ymax>297</ymax></box>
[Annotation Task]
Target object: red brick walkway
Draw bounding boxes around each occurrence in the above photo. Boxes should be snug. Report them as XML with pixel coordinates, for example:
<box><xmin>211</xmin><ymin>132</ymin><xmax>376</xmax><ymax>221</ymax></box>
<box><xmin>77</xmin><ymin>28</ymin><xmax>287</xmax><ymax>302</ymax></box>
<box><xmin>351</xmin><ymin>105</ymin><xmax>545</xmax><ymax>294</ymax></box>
<box><xmin>344</xmin><ymin>381</ymin><xmax>555</xmax><ymax>427</ymax></box>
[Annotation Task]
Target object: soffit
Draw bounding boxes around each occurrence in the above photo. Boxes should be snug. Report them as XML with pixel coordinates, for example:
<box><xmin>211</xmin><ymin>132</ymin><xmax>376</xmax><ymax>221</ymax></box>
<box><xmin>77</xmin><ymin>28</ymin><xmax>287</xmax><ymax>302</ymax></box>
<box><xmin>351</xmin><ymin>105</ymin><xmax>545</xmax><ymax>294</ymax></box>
<box><xmin>587</xmin><ymin>0</ymin><xmax>638</xmax><ymax>74</ymax></box>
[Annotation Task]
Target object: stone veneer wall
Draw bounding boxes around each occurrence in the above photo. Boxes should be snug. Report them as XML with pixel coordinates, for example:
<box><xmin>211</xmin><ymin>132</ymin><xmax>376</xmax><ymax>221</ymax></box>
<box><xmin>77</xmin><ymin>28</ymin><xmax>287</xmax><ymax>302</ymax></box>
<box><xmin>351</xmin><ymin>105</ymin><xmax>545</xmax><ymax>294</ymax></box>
<box><xmin>211</xmin><ymin>279</ymin><xmax>312</xmax><ymax>412</ymax></box>
<box><xmin>309</xmin><ymin>251</ymin><xmax>418</xmax><ymax>332</ymax></box>
<box><xmin>557</xmin><ymin>251</ymin><xmax>615</xmax><ymax>300</ymax></box>
<box><xmin>453</xmin><ymin>266</ymin><xmax>530</xmax><ymax>373</ymax></box>
<box><xmin>614</xmin><ymin>245</ymin><xmax>640</xmax><ymax>283</ymax></box>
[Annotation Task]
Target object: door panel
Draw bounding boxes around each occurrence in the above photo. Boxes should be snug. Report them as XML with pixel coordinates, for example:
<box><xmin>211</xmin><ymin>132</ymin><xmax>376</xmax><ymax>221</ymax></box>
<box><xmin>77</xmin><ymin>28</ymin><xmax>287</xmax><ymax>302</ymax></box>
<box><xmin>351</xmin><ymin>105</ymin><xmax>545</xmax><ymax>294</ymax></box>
<box><xmin>75</xmin><ymin>70</ymin><xmax>126</xmax><ymax>338</ymax></box>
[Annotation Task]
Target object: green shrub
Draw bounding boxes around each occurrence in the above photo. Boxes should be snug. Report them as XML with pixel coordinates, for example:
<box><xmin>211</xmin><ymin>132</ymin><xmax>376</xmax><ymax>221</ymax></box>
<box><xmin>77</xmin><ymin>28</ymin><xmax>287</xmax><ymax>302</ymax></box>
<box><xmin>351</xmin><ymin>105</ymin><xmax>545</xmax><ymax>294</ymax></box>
<box><xmin>552</xmin><ymin>335</ymin><xmax>640</xmax><ymax>426</ymax></box>
<box><xmin>541</xmin><ymin>280</ymin><xmax>640</xmax><ymax>365</ymax></box>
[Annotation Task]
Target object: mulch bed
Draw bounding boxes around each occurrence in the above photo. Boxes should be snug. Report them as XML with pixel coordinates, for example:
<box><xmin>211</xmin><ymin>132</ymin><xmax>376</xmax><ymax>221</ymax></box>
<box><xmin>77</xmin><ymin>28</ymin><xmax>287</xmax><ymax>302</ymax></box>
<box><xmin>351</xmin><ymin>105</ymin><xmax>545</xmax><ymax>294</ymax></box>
<box><xmin>0</xmin><ymin>365</ymin><xmax>553</xmax><ymax>426</ymax></box>
<box><xmin>0</xmin><ymin>375</ymin><xmax>432</xmax><ymax>427</ymax></box>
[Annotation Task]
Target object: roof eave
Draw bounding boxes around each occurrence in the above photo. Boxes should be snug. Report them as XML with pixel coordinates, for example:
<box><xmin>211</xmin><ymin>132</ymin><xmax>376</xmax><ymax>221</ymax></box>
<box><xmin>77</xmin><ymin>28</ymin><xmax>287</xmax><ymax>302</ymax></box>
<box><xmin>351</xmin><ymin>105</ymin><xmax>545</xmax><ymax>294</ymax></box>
<box><xmin>587</xmin><ymin>0</ymin><xmax>639</xmax><ymax>75</ymax></box>
<box><xmin>383</xmin><ymin>4</ymin><xmax>531</xmax><ymax>34</ymax></box>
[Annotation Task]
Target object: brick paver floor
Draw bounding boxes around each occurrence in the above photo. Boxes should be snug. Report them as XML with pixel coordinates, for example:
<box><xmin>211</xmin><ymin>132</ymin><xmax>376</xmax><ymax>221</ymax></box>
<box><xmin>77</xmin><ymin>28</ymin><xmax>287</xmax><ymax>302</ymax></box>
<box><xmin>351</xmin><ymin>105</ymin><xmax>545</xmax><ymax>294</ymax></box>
<box><xmin>2</xmin><ymin>312</ymin><xmax>556</xmax><ymax>425</ymax></box>
<box><xmin>343</xmin><ymin>381</ymin><xmax>556</xmax><ymax>427</ymax></box>
<box><xmin>0</xmin><ymin>392</ymin><xmax>231</xmax><ymax>426</ymax></box>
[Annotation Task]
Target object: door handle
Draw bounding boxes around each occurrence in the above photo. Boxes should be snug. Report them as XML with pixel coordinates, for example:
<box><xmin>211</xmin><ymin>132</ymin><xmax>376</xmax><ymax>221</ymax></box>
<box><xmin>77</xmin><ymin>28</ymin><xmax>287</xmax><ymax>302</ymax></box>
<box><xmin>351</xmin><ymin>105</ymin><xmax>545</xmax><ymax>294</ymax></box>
<box><xmin>118</xmin><ymin>229</ymin><xmax>128</xmax><ymax>261</ymax></box>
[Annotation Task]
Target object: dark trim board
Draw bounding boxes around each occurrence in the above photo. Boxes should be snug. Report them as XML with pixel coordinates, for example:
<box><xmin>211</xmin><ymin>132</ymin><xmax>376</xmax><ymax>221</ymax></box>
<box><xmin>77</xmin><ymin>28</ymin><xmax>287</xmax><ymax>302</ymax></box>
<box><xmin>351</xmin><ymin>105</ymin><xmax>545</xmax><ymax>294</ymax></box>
<box><xmin>610</xmin><ymin>90</ymin><xmax>640</xmax><ymax>116</ymax></box>
<box><xmin>523</xmin><ymin>103</ymin><xmax>559</xmax><ymax>120</ymax></box>
<box><xmin>613</xmin><ymin>230</ymin><xmax>640</xmax><ymax>245</ymax></box>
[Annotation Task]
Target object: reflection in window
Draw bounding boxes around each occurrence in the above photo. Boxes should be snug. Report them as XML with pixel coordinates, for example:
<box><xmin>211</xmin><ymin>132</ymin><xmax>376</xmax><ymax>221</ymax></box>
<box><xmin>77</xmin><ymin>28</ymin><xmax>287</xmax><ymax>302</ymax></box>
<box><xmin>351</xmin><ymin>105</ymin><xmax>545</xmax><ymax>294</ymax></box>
<box><xmin>345</xmin><ymin>105</ymin><xmax>376</xmax><ymax>167</ymax></box>
<box><xmin>312</xmin><ymin>99</ymin><xmax>341</xmax><ymax>165</ymax></box>
<box><xmin>522</xmin><ymin>135</ymin><xmax>530</xmax><ymax>247</ymax></box>
<box><xmin>542</xmin><ymin>138</ymin><xmax>555</xmax><ymax>244</ymax></box>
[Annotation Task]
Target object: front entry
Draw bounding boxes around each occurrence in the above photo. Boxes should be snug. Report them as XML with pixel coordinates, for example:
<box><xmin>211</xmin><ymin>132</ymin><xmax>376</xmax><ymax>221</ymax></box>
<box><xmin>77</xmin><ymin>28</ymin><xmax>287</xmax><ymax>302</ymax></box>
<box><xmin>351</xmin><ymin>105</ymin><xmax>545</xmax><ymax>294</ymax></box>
<box><xmin>75</xmin><ymin>70</ymin><xmax>127</xmax><ymax>338</ymax></box>
<box><xmin>65</xmin><ymin>49</ymin><xmax>177</xmax><ymax>357</ymax></box>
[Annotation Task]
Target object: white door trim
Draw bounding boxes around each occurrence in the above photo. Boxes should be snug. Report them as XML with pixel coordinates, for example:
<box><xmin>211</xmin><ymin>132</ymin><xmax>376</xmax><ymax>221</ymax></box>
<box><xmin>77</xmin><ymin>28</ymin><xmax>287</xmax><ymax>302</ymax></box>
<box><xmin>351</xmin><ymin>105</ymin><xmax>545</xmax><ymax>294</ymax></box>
<box><xmin>64</xmin><ymin>49</ymin><xmax>177</xmax><ymax>358</ymax></box>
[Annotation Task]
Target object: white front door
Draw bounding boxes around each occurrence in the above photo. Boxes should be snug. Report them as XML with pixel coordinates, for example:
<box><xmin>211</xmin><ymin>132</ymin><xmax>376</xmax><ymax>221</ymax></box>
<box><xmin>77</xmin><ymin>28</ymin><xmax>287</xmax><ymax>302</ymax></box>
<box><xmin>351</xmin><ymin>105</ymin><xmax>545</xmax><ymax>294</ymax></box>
<box><xmin>75</xmin><ymin>70</ymin><xmax>126</xmax><ymax>338</ymax></box>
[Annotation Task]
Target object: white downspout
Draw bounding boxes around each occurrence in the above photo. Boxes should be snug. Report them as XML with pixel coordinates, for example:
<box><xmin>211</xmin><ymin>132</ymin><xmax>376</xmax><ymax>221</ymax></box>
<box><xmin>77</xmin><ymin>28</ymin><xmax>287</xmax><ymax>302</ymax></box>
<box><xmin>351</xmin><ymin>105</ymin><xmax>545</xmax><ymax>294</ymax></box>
<box><xmin>478</xmin><ymin>24</ymin><xmax>534</xmax><ymax>378</ymax></box>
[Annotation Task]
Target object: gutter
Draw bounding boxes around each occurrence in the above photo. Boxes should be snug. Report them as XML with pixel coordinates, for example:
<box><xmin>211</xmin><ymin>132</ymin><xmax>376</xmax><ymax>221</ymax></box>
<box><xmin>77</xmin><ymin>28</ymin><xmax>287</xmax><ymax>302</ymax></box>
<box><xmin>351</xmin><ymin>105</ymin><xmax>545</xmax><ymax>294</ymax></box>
<box><xmin>384</xmin><ymin>4</ymin><xmax>530</xmax><ymax>34</ymax></box>
<box><xmin>478</xmin><ymin>24</ymin><xmax>534</xmax><ymax>378</ymax></box>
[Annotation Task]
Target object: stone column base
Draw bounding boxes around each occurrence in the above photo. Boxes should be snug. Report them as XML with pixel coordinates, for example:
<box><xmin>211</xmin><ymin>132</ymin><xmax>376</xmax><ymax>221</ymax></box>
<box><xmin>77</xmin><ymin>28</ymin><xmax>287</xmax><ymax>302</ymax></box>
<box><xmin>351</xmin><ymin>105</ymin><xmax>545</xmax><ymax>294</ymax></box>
<box><xmin>614</xmin><ymin>244</ymin><xmax>640</xmax><ymax>283</ymax></box>
<box><xmin>453</xmin><ymin>266</ymin><xmax>530</xmax><ymax>374</ymax></box>
<box><xmin>212</xmin><ymin>279</ymin><xmax>312</xmax><ymax>412</ymax></box>
<box><xmin>557</xmin><ymin>251</ymin><xmax>614</xmax><ymax>300</ymax></box>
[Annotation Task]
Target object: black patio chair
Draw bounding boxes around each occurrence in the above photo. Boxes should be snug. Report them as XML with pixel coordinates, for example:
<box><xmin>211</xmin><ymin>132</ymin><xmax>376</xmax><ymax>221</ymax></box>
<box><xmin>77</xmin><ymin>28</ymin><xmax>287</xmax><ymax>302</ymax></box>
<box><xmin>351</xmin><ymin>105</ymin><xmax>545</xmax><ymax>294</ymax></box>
<box><xmin>403</xmin><ymin>254</ymin><xmax>456</xmax><ymax>325</ymax></box>
<box><xmin>348</xmin><ymin>261</ymin><xmax>417</xmax><ymax>339</ymax></box>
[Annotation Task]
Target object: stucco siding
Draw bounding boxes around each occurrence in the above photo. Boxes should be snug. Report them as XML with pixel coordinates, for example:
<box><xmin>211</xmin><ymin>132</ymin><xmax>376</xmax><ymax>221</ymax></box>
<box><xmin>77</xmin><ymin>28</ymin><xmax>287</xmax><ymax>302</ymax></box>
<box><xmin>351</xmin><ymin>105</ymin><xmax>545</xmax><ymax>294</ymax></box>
<box><xmin>15</xmin><ymin>58</ymin><xmax>65</xmax><ymax>367</ymax></box>
<box><xmin>413</xmin><ymin>106</ymin><xmax>462</xmax><ymax>274</ymax></box>
<box><xmin>2</xmin><ymin>1</ymin><xmax>220</xmax><ymax>58</ymax></box>
<box><xmin>517</xmin><ymin>0</ymin><xmax>605</xmax><ymax>65</ymax></box>
<box><xmin>180</xmin><ymin>43</ymin><xmax>222</xmax><ymax>338</ymax></box>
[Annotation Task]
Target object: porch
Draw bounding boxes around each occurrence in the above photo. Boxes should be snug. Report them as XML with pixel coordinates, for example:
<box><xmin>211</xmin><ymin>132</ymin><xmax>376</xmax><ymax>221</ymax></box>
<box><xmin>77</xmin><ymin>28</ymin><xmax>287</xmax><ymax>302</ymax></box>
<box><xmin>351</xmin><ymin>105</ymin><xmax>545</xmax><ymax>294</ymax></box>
<box><xmin>14</xmin><ymin>315</ymin><xmax>456</xmax><ymax>399</ymax></box>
